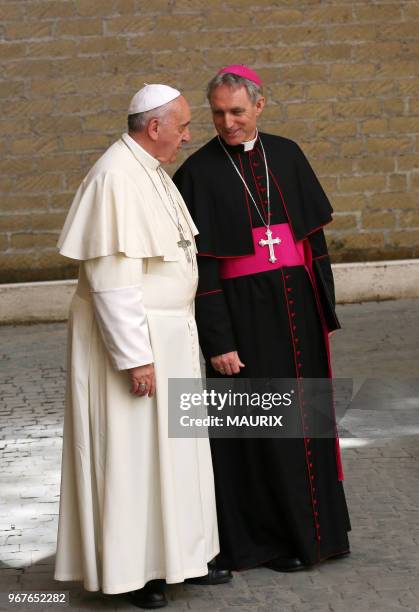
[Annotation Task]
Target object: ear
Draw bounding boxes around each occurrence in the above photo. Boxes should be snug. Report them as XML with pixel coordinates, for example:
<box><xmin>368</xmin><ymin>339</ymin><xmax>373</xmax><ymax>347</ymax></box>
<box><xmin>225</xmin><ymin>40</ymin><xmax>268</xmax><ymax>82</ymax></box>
<box><xmin>147</xmin><ymin>117</ymin><xmax>159</xmax><ymax>142</ymax></box>
<box><xmin>255</xmin><ymin>96</ymin><xmax>265</xmax><ymax>117</ymax></box>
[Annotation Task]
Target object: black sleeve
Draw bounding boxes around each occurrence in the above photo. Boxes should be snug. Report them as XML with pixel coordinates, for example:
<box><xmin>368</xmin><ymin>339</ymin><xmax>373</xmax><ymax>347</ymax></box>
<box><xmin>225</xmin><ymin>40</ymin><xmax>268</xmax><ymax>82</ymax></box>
<box><xmin>174</xmin><ymin>161</ymin><xmax>237</xmax><ymax>354</ymax></box>
<box><xmin>195</xmin><ymin>256</ymin><xmax>237</xmax><ymax>359</ymax></box>
<box><xmin>173</xmin><ymin>162</ymin><xmax>217</xmax><ymax>256</ymax></box>
<box><xmin>308</xmin><ymin>229</ymin><xmax>341</xmax><ymax>331</ymax></box>
<box><xmin>173</xmin><ymin>164</ymin><xmax>196</xmax><ymax>218</ymax></box>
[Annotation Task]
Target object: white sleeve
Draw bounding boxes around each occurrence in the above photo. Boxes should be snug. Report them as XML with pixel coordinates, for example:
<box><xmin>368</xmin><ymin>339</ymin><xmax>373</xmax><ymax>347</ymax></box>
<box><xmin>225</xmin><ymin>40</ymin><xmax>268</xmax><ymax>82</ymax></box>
<box><xmin>83</xmin><ymin>254</ymin><xmax>153</xmax><ymax>371</ymax></box>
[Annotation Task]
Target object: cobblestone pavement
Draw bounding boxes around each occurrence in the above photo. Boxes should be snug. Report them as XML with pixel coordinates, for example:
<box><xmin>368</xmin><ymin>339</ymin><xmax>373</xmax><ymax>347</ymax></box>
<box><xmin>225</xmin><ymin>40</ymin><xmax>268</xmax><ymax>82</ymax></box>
<box><xmin>0</xmin><ymin>299</ymin><xmax>418</xmax><ymax>612</ymax></box>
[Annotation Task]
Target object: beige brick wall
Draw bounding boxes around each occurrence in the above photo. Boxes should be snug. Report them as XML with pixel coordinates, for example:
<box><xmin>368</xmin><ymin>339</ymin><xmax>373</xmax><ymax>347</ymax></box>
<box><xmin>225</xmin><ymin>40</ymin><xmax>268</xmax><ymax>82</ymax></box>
<box><xmin>0</xmin><ymin>0</ymin><xmax>418</xmax><ymax>282</ymax></box>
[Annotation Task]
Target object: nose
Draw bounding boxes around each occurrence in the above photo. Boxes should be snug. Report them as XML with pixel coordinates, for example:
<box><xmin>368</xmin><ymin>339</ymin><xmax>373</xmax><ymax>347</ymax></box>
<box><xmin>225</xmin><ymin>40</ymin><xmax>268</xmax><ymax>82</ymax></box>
<box><xmin>222</xmin><ymin>113</ymin><xmax>234</xmax><ymax>130</ymax></box>
<box><xmin>182</xmin><ymin>126</ymin><xmax>191</xmax><ymax>143</ymax></box>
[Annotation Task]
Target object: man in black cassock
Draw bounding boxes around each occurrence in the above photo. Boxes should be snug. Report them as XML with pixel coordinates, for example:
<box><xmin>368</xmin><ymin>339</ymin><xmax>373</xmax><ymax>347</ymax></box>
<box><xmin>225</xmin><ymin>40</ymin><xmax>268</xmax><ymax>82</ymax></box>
<box><xmin>173</xmin><ymin>65</ymin><xmax>351</xmax><ymax>573</ymax></box>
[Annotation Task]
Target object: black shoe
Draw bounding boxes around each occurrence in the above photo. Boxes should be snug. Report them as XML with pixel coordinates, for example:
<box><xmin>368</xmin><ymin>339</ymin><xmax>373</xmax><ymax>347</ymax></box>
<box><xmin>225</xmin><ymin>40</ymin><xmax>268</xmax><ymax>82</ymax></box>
<box><xmin>264</xmin><ymin>557</ymin><xmax>306</xmax><ymax>572</ymax></box>
<box><xmin>128</xmin><ymin>580</ymin><xmax>168</xmax><ymax>609</ymax></box>
<box><xmin>185</xmin><ymin>566</ymin><xmax>233</xmax><ymax>585</ymax></box>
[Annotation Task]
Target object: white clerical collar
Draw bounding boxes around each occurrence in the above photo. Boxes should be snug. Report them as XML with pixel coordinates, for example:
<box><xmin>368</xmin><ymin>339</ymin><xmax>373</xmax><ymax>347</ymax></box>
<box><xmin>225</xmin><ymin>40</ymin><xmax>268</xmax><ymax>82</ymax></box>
<box><xmin>122</xmin><ymin>133</ymin><xmax>160</xmax><ymax>170</ymax></box>
<box><xmin>242</xmin><ymin>130</ymin><xmax>258</xmax><ymax>152</ymax></box>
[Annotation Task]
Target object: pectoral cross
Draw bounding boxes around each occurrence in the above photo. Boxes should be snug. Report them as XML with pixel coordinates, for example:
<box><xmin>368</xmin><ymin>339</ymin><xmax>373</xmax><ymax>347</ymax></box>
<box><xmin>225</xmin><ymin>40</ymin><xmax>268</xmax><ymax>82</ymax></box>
<box><xmin>259</xmin><ymin>228</ymin><xmax>281</xmax><ymax>263</ymax></box>
<box><xmin>178</xmin><ymin>230</ymin><xmax>192</xmax><ymax>262</ymax></box>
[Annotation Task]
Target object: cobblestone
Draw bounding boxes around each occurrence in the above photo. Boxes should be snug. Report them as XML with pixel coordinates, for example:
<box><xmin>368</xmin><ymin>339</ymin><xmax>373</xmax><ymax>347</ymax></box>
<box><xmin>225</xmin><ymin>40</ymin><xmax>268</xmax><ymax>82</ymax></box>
<box><xmin>0</xmin><ymin>298</ymin><xmax>418</xmax><ymax>611</ymax></box>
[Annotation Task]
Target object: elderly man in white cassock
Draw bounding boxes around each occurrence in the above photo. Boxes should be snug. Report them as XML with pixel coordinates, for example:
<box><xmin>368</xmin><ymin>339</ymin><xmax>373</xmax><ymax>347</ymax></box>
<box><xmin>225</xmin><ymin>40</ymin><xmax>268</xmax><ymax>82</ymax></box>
<box><xmin>54</xmin><ymin>84</ymin><xmax>231</xmax><ymax>609</ymax></box>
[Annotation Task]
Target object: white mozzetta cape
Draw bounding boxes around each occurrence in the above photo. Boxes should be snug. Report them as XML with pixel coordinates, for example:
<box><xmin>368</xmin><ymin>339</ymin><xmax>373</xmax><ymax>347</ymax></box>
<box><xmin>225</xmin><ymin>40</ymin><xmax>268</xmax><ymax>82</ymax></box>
<box><xmin>58</xmin><ymin>133</ymin><xmax>198</xmax><ymax>261</ymax></box>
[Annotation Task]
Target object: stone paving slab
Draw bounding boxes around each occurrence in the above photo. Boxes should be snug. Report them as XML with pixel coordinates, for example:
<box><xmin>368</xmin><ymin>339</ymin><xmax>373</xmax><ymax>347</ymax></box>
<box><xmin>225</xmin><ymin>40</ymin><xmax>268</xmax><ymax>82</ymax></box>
<box><xmin>0</xmin><ymin>299</ymin><xmax>418</xmax><ymax>611</ymax></box>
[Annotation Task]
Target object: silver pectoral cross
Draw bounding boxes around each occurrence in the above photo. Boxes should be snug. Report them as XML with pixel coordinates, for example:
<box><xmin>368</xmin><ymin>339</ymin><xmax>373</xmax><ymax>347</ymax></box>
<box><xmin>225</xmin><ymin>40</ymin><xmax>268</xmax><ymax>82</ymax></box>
<box><xmin>259</xmin><ymin>228</ymin><xmax>281</xmax><ymax>263</ymax></box>
<box><xmin>177</xmin><ymin>231</ymin><xmax>192</xmax><ymax>262</ymax></box>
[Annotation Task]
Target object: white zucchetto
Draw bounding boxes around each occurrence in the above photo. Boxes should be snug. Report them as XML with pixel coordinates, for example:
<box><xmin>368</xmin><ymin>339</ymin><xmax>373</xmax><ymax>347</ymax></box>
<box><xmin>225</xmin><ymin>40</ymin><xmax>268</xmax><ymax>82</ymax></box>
<box><xmin>128</xmin><ymin>84</ymin><xmax>181</xmax><ymax>115</ymax></box>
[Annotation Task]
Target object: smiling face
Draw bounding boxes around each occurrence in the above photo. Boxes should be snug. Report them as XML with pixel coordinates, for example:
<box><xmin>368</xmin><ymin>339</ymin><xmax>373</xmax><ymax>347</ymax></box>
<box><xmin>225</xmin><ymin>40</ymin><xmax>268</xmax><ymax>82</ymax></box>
<box><xmin>209</xmin><ymin>84</ymin><xmax>265</xmax><ymax>146</ymax></box>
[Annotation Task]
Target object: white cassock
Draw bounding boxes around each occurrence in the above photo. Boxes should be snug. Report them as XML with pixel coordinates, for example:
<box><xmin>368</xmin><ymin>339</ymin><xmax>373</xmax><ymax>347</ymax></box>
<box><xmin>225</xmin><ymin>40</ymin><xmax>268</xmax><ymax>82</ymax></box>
<box><xmin>54</xmin><ymin>133</ymin><xmax>219</xmax><ymax>594</ymax></box>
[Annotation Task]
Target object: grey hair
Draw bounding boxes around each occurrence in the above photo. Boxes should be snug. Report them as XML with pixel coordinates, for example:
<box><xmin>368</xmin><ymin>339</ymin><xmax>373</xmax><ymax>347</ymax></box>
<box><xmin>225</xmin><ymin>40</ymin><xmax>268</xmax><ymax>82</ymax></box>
<box><xmin>127</xmin><ymin>99</ymin><xmax>175</xmax><ymax>133</ymax></box>
<box><xmin>206</xmin><ymin>73</ymin><xmax>263</xmax><ymax>104</ymax></box>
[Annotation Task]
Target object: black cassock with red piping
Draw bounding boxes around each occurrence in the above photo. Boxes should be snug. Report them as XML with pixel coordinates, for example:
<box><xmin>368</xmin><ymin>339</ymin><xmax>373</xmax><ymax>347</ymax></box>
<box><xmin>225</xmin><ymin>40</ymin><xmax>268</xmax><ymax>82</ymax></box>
<box><xmin>173</xmin><ymin>133</ymin><xmax>351</xmax><ymax>570</ymax></box>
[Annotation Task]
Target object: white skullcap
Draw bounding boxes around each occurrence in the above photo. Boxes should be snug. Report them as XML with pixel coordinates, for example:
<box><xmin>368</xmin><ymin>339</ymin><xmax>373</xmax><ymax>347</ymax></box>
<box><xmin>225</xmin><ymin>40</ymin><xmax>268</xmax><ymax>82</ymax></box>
<box><xmin>128</xmin><ymin>84</ymin><xmax>181</xmax><ymax>115</ymax></box>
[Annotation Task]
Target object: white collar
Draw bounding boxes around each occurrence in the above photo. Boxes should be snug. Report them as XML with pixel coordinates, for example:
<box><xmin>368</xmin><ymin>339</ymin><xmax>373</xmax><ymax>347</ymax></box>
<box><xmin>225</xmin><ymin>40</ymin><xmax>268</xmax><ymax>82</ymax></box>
<box><xmin>122</xmin><ymin>133</ymin><xmax>160</xmax><ymax>170</ymax></box>
<box><xmin>242</xmin><ymin>130</ymin><xmax>258</xmax><ymax>152</ymax></box>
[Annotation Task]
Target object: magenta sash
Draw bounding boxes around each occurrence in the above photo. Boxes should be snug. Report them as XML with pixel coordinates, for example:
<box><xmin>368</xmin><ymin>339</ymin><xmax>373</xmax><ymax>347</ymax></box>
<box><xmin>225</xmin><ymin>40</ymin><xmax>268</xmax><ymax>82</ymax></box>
<box><xmin>219</xmin><ymin>223</ymin><xmax>305</xmax><ymax>280</ymax></box>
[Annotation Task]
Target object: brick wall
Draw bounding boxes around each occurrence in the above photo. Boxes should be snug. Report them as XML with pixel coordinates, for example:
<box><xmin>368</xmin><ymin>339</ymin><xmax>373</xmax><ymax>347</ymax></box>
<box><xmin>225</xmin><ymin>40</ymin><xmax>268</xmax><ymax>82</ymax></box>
<box><xmin>0</xmin><ymin>0</ymin><xmax>418</xmax><ymax>282</ymax></box>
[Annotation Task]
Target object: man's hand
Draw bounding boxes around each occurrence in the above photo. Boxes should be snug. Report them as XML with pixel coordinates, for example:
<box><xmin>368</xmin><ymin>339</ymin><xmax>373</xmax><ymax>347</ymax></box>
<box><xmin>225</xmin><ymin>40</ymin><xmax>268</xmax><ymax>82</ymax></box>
<box><xmin>210</xmin><ymin>351</ymin><xmax>245</xmax><ymax>376</ymax></box>
<box><xmin>128</xmin><ymin>363</ymin><xmax>156</xmax><ymax>397</ymax></box>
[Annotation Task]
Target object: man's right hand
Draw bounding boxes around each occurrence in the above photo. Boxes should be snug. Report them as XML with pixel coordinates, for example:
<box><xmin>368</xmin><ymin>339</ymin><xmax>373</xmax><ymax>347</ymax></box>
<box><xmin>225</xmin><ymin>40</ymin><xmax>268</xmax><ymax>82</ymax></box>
<box><xmin>210</xmin><ymin>351</ymin><xmax>245</xmax><ymax>376</ymax></box>
<box><xmin>128</xmin><ymin>363</ymin><xmax>156</xmax><ymax>397</ymax></box>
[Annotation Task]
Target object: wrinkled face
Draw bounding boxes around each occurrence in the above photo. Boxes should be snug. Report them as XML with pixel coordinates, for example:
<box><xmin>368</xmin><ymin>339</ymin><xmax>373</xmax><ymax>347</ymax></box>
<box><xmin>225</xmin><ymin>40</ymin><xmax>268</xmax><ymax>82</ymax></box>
<box><xmin>209</xmin><ymin>84</ymin><xmax>265</xmax><ymax>146</ymax></box>
<box><xmin>154</xmin><ymin>96</ymin><xmax>191</xmax><ymax>163</ymax></box>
